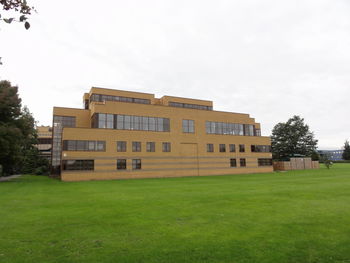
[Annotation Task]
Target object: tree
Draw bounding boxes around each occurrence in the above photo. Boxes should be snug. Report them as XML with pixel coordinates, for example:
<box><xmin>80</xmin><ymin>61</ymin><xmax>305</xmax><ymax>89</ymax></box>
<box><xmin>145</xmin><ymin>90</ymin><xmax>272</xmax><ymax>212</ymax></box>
<box><xmin>0</xmin><ymin>80</ymin><xmax>46</xmax><ymax>176</ymax></box>
<box><xmin>343</xmin><ymin>140</ymin><xmax>350</xmax><ymax>160</ymax></box>
<box><xmin>271</xmin><ymin>115</ymin><xmax>318</xmax><ymax>160</ymax></box>
<box><xmin>0</xmin><ymin>0</ymin><xmax>35</xmax><ymax>30</ymax></box>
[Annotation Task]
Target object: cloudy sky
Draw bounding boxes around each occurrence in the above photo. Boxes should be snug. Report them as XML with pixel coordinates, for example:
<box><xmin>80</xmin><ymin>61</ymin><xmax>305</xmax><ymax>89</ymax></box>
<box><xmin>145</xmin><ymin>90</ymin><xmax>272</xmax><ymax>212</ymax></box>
<box><xmin>1</xmin><ymin>0</ymin><xmax>349</xmax><ymax>149</ymax></box>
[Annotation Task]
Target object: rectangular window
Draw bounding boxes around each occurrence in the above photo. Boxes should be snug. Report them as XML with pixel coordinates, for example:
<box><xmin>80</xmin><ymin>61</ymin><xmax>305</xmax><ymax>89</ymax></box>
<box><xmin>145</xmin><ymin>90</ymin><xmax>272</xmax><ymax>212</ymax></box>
<box><xmin>251</xmin><ymin>145</ymin><xmax>272</xmax><ymax>153</ymax></box>
<box><xmin>117</xmin><ymin>159</ymin><xmax>127</xmax><ymax>170</ymax></box>
<box><xmin>219</xmin><ymin>144</ymin><xmax>226</xmax><ymax>152</ymax></box>
<box><xmin>239</xmin><ymin>144</ymin><xmax>245</xmax><ymax>152</ymax></box>
<box><xmin>62</xmin><ymin>160</ymin><xmax>94</xmax><ymax>171</ymax></box>
<box><xmin>146</xmin><ymin>142</ymin><xmax>155</xmax><ymax>152</ymax></box>
<box><xmin>162</xmin><ymin>142</ymin><xmax>171</xmax><ymax>152</ymax></box>
<box><xmin>229</xmin><ymin>144</ymin><xmax>235</xmax><ymax>152</ymax></box>
<box><xmin>258</xmin><ymin>158</ymin><xmax>273</xmax><ymax>166</ymax></box>
<box><xmin>207</xmin><ymin>143</ymin><xmax>214</xmax><ymax>152</ymax></box>
<box><xmin>230</xmin><ymin>158</ymin><xmax>237</xmax><ymax>167</ymax></box>
<box><xmin>182</xmin><ymin>119</ymin><xmax>195</xmax><ymax>133</ymax></box>
<box><xmin>132</xmin><ymin>159</ymin><xmax>142</xmax><ymax>170</ymax></box>
<box><xmin>132</xmin><ymin>141</ymin><xmax>141</xmax><ymax>152</ymax></box>
<box><xmin>117</xmin><ymin>141</ymin><xmax>127</xmax><ymax>152</ymax></box>
<box><xmin>62</xmin><ymin>140</ymin><xmax>105</xmax><ymax>151</ymax></box>
<box><xmin>240</xmin><ymin>158</ymin><xmax>246</xmax><ymax>167</ymax></box>
<box><xmin>205</xmin><ymin>121</ymin><xmax>257</xmax><ymax>136</ymax></box>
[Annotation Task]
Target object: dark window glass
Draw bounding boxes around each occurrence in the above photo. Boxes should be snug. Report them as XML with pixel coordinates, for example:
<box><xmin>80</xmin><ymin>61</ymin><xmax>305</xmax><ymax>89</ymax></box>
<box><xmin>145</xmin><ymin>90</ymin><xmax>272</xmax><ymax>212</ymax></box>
<box><xmin>62</xmin><ymin>140</ymin><xmax>105</xmax><ymax>151</ymax></box>
<box><xmin>117</xmin><ymin>141</ymin><xmax>127</xmax><ymax>152</ymax></box>
<box><xmin>117</xmin><ymin>159</ymin><xmax>127</xmax><ymax>170</ymax></box>
<box><xmin>62</xmin><ymin>160</ymin><xmax>94</xmax><ymax>170</ymax></box>
<box><xmin>219</xmin><ymin>144</ymin><xmax>226</xmax><ymax>152</ymax></box>
<box><xmin>229</xmin><ymin>144</ymin><xmax>235</xmax><ymax>152</ymax></box>
<box><xmin>230</xmin><ymin>158</ymin><xmax>237</xmax><ymax>167</ymax></box>
<box><xmin>132</xmin><ymin>142</ymin><xmax>141</xmax><ymax>152</ymax></box>
<box><xmin>132</xmin><ymin>159</ymin><xmax>142</xmax><ymax>170</ymax></box>
<box><xmin>240</xmin><ymin>158</ymin><xmax>246</xmax><ymax>167</ymax></box>
<box><xmin>258</xmin><ymin>158</ymin><xmax>273</xmax><ymax>166</ymax></box>
<box><xmin>146</xmin><ymin>142</ymin><xmax>155</xmax><ymax>152</ymax></box>
<box><xmin>207</xmin><ymin>143</ymin><xmax>214</xmax><ymax>152</ymax></box>
<box><xmin>239</xmin><ymin>144</ymin><xmax>245</xmax><ymax>152</ymax></box>
<box><xmin>162</xmin><ymin>142</ymin><xmax>171</xmax><ymax>152</ymax></box>
<box><xmin>251</xmin><ymin>145</ymin><xmax>272</xmax><ymax>153</ymax></box>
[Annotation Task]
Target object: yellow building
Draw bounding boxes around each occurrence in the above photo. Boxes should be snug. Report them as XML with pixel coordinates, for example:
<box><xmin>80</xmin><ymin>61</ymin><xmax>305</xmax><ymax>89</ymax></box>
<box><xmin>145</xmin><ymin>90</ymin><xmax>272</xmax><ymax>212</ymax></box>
<box><xmin>36</xmin><ymin>125</ymin><xmax>52</xmax><ymax>161</ymax></box>
<box><xmin>52</xmin><ymin>87</ymin><xmax>273</xmax><ymax>181</ymax></box>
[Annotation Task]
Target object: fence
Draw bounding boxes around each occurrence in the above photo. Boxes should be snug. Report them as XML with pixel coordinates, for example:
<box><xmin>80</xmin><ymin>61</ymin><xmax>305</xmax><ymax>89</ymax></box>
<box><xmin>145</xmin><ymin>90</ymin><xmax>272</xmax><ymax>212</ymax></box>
<box><xmin>273</xmin><ymin>158</ymin><xmax>319</xmax><ymax>171</ymax></box>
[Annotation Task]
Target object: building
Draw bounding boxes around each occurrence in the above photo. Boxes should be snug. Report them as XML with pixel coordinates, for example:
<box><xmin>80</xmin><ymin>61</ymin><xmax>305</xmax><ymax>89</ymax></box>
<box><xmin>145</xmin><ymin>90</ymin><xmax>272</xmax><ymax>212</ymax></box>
<box><xmin>318</xmin><ymin>150</ymin><xmax>344</xmax><ymax>161</ymax></box>
<box><xmin>36</xmin><ymin>126</ymin><xmax>52</xmax><ymax>161</ymax></box>
<box><xmin>52</xmin><ymin>87</ymin><xmax>273</xmax><ymax>181</ymax></box>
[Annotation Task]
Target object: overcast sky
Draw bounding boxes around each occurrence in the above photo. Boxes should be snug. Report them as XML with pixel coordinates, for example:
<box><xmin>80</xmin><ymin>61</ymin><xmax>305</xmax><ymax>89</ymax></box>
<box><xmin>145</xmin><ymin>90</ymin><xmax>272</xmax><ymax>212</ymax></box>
<box><xmin>1</xmin><ymin>0</ymin><xmax>349</xmax><ymax>149</ymax></box>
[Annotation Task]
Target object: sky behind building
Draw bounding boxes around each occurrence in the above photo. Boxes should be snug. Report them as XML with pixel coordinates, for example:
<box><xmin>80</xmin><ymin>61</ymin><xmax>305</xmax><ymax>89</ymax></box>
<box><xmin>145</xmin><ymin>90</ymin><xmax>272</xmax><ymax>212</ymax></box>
<box><xmin>1</xmin><ymin>0</ymin><xmax>349</xmax><ymax>149</ymax></box>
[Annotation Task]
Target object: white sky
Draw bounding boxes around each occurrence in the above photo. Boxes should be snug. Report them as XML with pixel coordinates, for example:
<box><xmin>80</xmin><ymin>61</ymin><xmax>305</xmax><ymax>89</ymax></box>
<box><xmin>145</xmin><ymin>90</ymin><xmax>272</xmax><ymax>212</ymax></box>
<box><xmin>1</xmin><ymin>0</ymin><xmax>349</xmax><ymax>150</ymax></box>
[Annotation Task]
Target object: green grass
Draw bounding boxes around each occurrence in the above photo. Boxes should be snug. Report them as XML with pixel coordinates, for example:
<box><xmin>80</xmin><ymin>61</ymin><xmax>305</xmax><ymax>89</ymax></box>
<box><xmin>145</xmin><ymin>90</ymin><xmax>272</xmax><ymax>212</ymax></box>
<box><xmin>1</xmin><ymin>165</ymin><xmax>350</xmax><ymax>263</ymax></box>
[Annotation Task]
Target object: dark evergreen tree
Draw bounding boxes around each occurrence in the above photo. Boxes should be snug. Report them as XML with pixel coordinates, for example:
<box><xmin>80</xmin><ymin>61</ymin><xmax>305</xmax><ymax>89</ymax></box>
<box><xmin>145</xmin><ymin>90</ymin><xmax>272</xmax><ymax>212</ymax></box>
<box><xmin>343</xmin><ymin>140</ymin><xmax>350</xmax><ymax>160</ymax></box>
<box><xmin>271</xmin><ymin>115</ymin><xmax>318</xmax><ymax>160</ymax></box>
<box><xmin>0</xmin><ymin>80</ymin><xmax>47</xmax><ymax>176</ymax></box>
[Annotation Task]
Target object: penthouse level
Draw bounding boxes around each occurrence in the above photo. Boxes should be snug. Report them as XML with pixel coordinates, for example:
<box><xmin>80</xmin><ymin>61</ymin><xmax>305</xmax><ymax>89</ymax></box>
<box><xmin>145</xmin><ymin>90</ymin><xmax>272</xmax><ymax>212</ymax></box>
<box><xmin>52</xmin><ymin>87</ymin><xmax>272</xmax><ymax>181</ymax></box>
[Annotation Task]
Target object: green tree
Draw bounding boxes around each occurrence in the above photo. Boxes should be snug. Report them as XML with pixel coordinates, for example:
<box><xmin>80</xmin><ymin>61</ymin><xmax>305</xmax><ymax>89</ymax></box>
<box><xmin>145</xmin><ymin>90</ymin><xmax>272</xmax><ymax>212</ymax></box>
<box><xmin>343</xmin><ymin>140</ymin><xmax>350</xmax><ymax>160</ymax></box>
<box><xmin>0</xmin><ymin>80</ymin><xmax>46</xmax><ymax>176</ymax></box>
<box><xmin>271</xmin><ymin>115</ymin><xmax>318</xmax><ymax>160</ymax></box>
<box><xmin>0</xmin><ymin>0</ymin><xmax>35</xmax><ymax>29</ymax></box>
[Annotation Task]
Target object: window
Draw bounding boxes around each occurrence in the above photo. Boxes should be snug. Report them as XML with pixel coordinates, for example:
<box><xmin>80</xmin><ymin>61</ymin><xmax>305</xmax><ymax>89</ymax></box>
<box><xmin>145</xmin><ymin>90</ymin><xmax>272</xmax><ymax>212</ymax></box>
<box><xmin>93</xmin><ymin>113</ymin><xmax>170</xmax><ymax>132</ymax></box>
<box><xmin>207</xmin><ymin>143</ymin><xmax>214</xmax><ymax>152</ymax></box>
<box><xmin>63</xmin><ymin>140</ymin><xmax>105</xmax><ymax>151</ymax></box>
<box><xmin>229</xmin><ymin>144</ymin><xmax>235</xmax><ymax>152</ymax></box>
<box><xmin>240</xmin><ymin>158</ymin><xmax>246</xmax><ymax>167</ymax></box>
<box><xmin>230</xmin><ymin>158</ymin><xmax>237</xmax><ymax>167</ymax></box>
<box><xmin>205</xmin><ymin>121</ymin><xmax>258</xmax><ymax>136</ymax></box>
<box><xmin>169</xmin><ymin>101</ymin><xmax>212</xmax><ymax>111</ymax></box>
<box><xmin>258</xmin><ymin>158</ymin><xmax>273</xmax><ymax>166</ymax></box>
<box><xmin>62</xmin><ymin>160</ymin><xmax>94</xmax><ymax>170</ymax></box>
<box><xmin>251</xmin><ymin>145</ymin><xmax>272</xmax><ymax>153</ymax></box>
<box><xmin>132</xmin><ymin>142</ymin><xmax>141</xmax><ymax>152</ymax></box>
<box><xmin>162</xmin><ymin>142</ymin><xmax>171</xmax><ymax>152</ymax></box>
<box><xmin>219</xmin><ymin>144</ymin><xmax>226</xmax><ymax>152</ymax></box>
<box><xmin>182</xmin><ymin>119</ymin><xmax>195</xmax><ymax>133</ymax></box>
<box><xmin>117</xmin><ymin>141</ymin><xmax>127</xmax><ymax>152</ymax></box>
<box><xmin>146</xmin><ymin>142</ymin><xmax>155</xmax><ymax>152</ymax></box>
<box><xmin>117</xmin><ymin>159</ymin><xmax>127</xmax><ymax>170</ymax></box>
<box><xmin>239</xmin><ymin>144</ymin><xmax>245</xmax><ymax>152</ymax></box>
<box><xmin>132</xmin><ymin>159</ymin><xmax>141</xmax><ymax>170</ymax></box>
<box><xmin>90</xmin><ymin>93</ymin><xmax>151</xmax><ymax>105</ymax></box>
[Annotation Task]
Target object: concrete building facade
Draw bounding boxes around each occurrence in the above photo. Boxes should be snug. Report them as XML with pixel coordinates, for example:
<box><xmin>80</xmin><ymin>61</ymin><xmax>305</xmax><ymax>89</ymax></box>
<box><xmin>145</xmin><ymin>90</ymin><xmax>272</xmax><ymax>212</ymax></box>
<box><xmin>52</xmin><ymin>87</ymin><xmax>273</xmax><ymax>181</ymax></box>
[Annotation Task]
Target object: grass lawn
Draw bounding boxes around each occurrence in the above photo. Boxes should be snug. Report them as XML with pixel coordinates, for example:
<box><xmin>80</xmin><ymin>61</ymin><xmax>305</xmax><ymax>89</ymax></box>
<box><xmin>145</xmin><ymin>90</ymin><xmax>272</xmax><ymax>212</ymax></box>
<box><xmin>1</xmin><ymin>165</ymin><xmax>350</xmax><ymax>263</ymax></box>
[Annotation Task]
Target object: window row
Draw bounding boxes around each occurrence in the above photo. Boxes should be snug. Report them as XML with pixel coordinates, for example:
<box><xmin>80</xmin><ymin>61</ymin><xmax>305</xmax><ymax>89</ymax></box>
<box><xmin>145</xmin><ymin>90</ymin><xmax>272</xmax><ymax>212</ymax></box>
<box><xmin>63</xmin><ymin>140</ymin><xmax>106</xmax><ymax>151</ymax></box>
<box><xmin>207</xmin><ymin>144</ymin><xmax>245</xmax><ymax>153</ymax></box>
<box><xmin>251</xmin><ymin>145</ymin><xmax>272</xmax><ymax>153</ymax></box>
<box><xmin>230</xmin><ymin>158</ymin><xmax>272</xmax><ymax>167</ymax></box>
<box><xmin>117</xmin><ymin>141</ymin><xmax>171</xmax><ymax>152</ymax></box>
<box><xmin>90</xmin><ymin>93</ymin><xmax>150</xmax><ymax>104</ymax></box>
<box><xmin>206</xmin><ymin>122</ymin><xmax>257</xmax><ymax>136</ymax></box>
<box><xmin>169</xmin><ymin>101</ymin><xmax>213</xmax><ymax>111</ymax></box>
<box><xmin>117</xmin><ymin>159</ymin><xmax>141</xmax><ymax>170</ymax></box>
<box><xmin>92</xmin><ymin>113</ymin><xmax>170</xmax><ymax>132</ymax></box>
<box><xmin>61</xmin><ymin>158</ymin><xmax>272</xmax><ymax>171</ymax></box>
<box><xmin>230</xmin><ymin>158</ymin><xmax>246</xmax><ymax>167</ymax></box>
<box><xmin>62</xmin><ymin>160</ymin><xmax>94</xmax><ymax>170</ymax></box>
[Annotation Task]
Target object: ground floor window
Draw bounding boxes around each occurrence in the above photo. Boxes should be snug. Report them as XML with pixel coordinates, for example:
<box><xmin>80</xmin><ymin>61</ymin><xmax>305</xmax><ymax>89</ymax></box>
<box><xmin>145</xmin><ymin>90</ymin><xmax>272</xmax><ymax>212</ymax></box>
<box><xmin>62</xmin><ymin>160</ymin><xmax>94</xmax><ymax>170</ymax></box>
<box><xmin>132</xmin><ymin>159</ymin><xmax>142</xmax><ymax>170</ymax></box>
<box><xmin>219</xmin><ymin>144</ymin><xmax>226</xmax><ymax>152</ymax></box>
<box><xmin>146</xmin><ymin>142</ymin><xmax>155</xmax><ymax>152</ymax></box>
<box><xmin>230</xmin><ymin>158</ymin><xmax>237</xmax><ymax>167</ymax></box>
<box><xmin>229</xmin><ymin>144</ymin><xmax>235</xmax><ymax>152</ymax></box>
<box><xmin>162</xmin><ymin>142</ymin><xmax>171</xmax><ymax>152</ymax></box>
<box><xmin>240</xmin><ymin>158</ymin><xmax>246</xmax><ymax>167</ymax></box>
<box><xmin>207</xmin><ymin>143</ymin><xmax>214</xmax><ymax>152</ymax></box>
<box><xmin>117</xmin><ymin>159</ymin><xmax>127</xmax><ymax>170</ymax></box>
<box><xmin>258</xmin><ymin>158</ymin><xmax>273</xmax><ymax>166</ymax></box>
